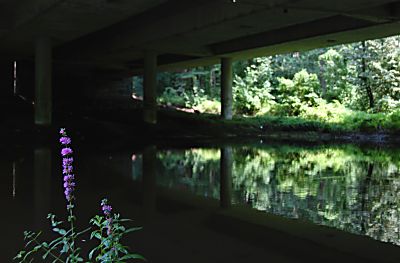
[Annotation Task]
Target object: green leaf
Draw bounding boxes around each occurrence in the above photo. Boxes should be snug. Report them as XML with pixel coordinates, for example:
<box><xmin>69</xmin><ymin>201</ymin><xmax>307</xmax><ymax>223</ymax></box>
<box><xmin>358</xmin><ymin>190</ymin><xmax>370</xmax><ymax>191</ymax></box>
<box><xmin>119</xmin><ymin>254</ymin><xmax>146</xmax><ymax>261</ymax></box>
<box><xmin>60</xmin><ymin>242</ymin><xmax>69</xmax><ymax>253</ymax></box>
<box><xmin>90</xmin><ymin>231</ymin><xmax>102</xmax><ymax>240</ymax></box>
<box><xmin>125</xmin><ymin>227</ymin><xmax>142</xmax><ymax>234</ymax></box>
<box><xmin>88</xmin><ymin>247</ymin><xmax>98</xmax><ymax>260</ymax></box>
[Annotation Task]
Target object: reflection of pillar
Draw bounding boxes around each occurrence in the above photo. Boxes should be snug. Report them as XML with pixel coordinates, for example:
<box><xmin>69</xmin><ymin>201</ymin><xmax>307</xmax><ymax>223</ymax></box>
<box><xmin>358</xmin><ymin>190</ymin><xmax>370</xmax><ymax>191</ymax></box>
<box><xmin>143</xmin><ymin>51</ymin><xmax>157</xmax><ymax>124</ymax></box>
<box><xmin>34</xmin><ymin>148</ymin><xmax>51</xmax><ymax>229</ymax></box>
<box><xmin>35</xmin><ymin>37</ymin><xmax>52</xmax><ymax>125</ymax></box>
<box><xmin>142</xmin><ymin>146</ymin><xmax>157</xmax><ymax>215</ymax></box>
<box><xmin>220</xmin><ymin>147</ymin><xmax>233</xmax><ymax>208</ymax></box>
<box><xmin>131</xmin><ymin>153</ymin><xmax>143</xmax><ymax>181</ymax></box>
<box><xmin>12</xmin><ymin>162</ymin><xmax>16</xmax><ymax>198</ymax></box>
<box><xmin>221</xmin><ymin>57</ymin><xmax>233</xmax><ymax>120</ymax></box>
<box><xmin>0</xmin><ymin>60</ymin><xmax>13</xmax><ymax>101</ymax></box>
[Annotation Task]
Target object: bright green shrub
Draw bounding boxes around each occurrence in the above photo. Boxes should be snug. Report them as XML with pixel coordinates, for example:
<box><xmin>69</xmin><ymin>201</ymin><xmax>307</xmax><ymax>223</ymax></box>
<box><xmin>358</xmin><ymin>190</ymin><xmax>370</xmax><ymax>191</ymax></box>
<box><xmin>194</xmin><ymin>99</ymin><xmax>221</xmax><ymax>114</ymax></box>
<box><xmin>273</xmin><ymin>69</ymin><xmax>321</xmax><ymax>116</ymax></box>
<box><xmin>233</xmin><ymin>58</ymin><xmax>275</xmax><ymax>115</ymax></box>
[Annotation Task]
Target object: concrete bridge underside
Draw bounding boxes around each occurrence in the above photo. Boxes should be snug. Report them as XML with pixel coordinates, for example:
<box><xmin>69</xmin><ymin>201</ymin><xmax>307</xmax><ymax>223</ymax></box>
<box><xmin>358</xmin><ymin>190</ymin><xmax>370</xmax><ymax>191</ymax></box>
<box><xmin>1</xmin><ymin>0</ymin><xmax>400</xmax><ymax>125</ymax></box>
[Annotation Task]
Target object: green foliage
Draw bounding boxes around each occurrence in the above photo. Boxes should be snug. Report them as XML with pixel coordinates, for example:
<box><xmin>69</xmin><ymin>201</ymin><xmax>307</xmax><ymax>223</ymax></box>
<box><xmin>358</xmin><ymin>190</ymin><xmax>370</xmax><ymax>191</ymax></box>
<box><xmin>89</xmin><ymin>214</ymin><xmax>144</xmax><ymax>262</ymax></box>
<box><xmin>158</xmin><ymin>87</ymin><xmax>188</xmax><ymax>107</ymax></box>
<box><xmin>16</xmin><ymin>212</ymin><xmax>143</xmax><ymax>263</ymax></box>
<box><xmin>318</xmin><ymin>49</ymin><xmax>351</xmax><ymax>101</ymax></box>
<box><xmin>299</xmin><ymin>100</ymin><xmax>350</xmax><ymax>123</ymax></box>
<box><xmin>194</xmin><ymin>99</ymin><xmax>221</xmax><ymax>114</ymax></box>
<box><xmin>233</xmin><ymin>57</ymin><xmax>275</xmax><ymax>115</ymax></box>
<box><xmin>146</xmin><ymin>34</ymin><xmax>400</xmax><ymax>128</ymax></box>
<box><xmin>273</xmin><ymin>70</ymin><xmax>321</xmax><ymax>116</ymax></box>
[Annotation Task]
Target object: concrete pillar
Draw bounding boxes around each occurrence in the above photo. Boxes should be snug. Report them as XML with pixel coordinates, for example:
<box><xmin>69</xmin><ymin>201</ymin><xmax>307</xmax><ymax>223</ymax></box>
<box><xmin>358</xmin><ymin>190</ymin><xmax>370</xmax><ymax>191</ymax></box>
<box><xmin>143</xmin><ymin>51</ymin><xmax>157</xmax><ymax>124</ymax></box>
<box><xmin>220</xmin><ymin>146</ymin><xmax>233</xmax><ymax>208</ymax></box>
<box><xmin>221</xmin><ymin>57</ymin><xmax>233</xmax><ymax>120</ymax></box>
<box><xmin>35</xmin><ymin>37</ymin><xmax>52</xmax><ymax>126</ymax></box>
<box><xmin>142</xmin><ymin>146</ymin><xmax>157</xmax><ymax>216</ymax></box>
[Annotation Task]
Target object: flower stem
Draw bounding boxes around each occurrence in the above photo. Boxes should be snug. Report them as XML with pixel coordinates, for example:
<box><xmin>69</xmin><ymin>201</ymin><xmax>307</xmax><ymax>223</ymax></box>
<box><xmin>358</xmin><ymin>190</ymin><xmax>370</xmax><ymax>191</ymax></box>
<box><xmin>68</xmin><ymin>202</ymin><xmax>76</xmax><ymax>255</ymax></box>
<box><xmin>31</xmin><ymin>237</ymin><xmax>65</xmax><ymax>263</ymax></box>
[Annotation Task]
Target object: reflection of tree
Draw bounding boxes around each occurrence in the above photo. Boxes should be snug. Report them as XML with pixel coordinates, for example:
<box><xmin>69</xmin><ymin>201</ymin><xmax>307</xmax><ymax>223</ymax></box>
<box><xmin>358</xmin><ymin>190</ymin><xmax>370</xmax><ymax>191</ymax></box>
<box><xmin>157</xmin><ymin>149</ymin><xmax>221</xmax><ymax>199</ymax></box>
<box><xmin>231</xmin><ymin>145</ymin><xmax>400</xmax><ymax>246</ymax></box>
<box><xmin>157</xmin><ymin>145</ymin><xmax>400</xmax><ymax>246</ymax></box>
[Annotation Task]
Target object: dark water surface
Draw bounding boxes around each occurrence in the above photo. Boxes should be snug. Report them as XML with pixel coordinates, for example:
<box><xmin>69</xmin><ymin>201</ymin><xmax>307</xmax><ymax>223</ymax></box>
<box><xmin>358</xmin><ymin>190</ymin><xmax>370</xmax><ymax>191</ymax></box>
<box><xmin>2</xmin><ymin>140</ymin><xmax>400</xmax><ymax>262</ymax></box>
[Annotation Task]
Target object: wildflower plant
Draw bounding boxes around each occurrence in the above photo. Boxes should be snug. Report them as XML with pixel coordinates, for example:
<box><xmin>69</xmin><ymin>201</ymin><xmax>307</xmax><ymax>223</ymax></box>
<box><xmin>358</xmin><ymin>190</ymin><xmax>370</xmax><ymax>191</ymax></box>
<box><xmin>14</xmin><ymin>128</ymin><xmax>145</xmax><ymax>262</ymax></box>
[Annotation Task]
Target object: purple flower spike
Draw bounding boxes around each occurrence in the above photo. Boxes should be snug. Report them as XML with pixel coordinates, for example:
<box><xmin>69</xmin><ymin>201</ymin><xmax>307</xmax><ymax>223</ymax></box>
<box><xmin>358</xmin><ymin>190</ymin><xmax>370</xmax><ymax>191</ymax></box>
<box><xmin>61</xmin><ymin>148</ymin><xmax>73</xmax><ymax>156</ymax></box>
<box><xmin>59</xmin><ymin>128</ymin><xmax>75</xmax><ymax>203</ymax></box>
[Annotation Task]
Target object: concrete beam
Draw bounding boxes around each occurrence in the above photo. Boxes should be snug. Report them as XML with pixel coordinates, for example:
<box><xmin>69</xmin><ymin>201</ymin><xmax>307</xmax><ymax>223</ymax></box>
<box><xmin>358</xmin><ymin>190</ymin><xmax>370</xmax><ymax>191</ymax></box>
<box><xmin>211</xmin><ymin>15</ymin><xmax>374</xmax><ymax>55</ymax></box>
<box><xmin>35</xmin><ymin>37</ymin><xmax>52</xmax><ymax>126</ymax></box>
<box><xmin>224</xmin><ymin>20</ymin><xmax>400</xmax><ymax>61</ymax></box>
<box><xmin>143</xmin><ymin>50</ymin><xmax>157</xmax><ymax>124</ymax></box>
<box><xmin>221</xmin><ymin>57</ymin><xmax>233</xmax><ymax>120</ymax></box>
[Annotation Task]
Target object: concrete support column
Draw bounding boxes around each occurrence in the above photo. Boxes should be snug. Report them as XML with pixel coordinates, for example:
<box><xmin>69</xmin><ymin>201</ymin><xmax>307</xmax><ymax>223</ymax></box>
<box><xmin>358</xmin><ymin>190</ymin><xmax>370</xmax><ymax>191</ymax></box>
<box><xmin>143</xmin><ymin>51</ymin><xmax>157</xmax><ymax>124</ymax></box>
<box><xmin>35</xmin><ymin>37</ymin><xmax>52</xmax><ymax>126</ymax></box>
<box><xmin>221</xmin><ymin>57</ymin><xmax>233</xmax><ymax>120</ymax></box>
<box><xmin>220</xmin><ymin>146</ymin><xmax>233</xmax><ymax>209</ymax></box>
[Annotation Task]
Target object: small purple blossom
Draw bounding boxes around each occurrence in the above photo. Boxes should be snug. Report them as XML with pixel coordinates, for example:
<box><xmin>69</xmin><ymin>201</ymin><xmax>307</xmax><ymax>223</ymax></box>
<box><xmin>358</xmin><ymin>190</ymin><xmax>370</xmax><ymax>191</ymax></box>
<box><xmin>63</xmin><ymin>182</ymin><xmax>76</xmax><ymax>188</ymax></box>
<box><xmin>61</xmin><ymin>148</ymin><xmax>73</xmax><ymax>156</ymax></box>
<box><xmin>63</xmin><ymin>166</ymin><xmax>73</xmax><ymax>174</ymax></box>
<box><xmin>101</xmin><ymin>199</ymin><xmax>112</xmax><ymax>216</ymax></box>
<box><xmin>63</xmin><ymin>158</ymin><xmax>73</xmax><ymax>166</ymax></box>
<box><xmin>64</xmin><ymin>174</ymin><xmax>74</xmax><ymax>182</ymax></box>
<box><xmin>64</xmin><ymin>188</ymin><xmax>74</xmax><ymax>202</ymax></box>
<box><xmin>60</xmin><ymin>137</ymin><xmax>71</xmax><ymax>145</ymax></box>
<box><xmin>59</xmin><ymin>128</ymin><xmax>66</xmax><ymax>135</ymax></box>
<box><xmin>101</xmin><ymin>199</ymin><xmax>113</xmax><ymax>236</ymax></box>
<box><xmin>102</xmin><ymin>205</ymin><xmax>112</xmax><ymax>216</ymax></box>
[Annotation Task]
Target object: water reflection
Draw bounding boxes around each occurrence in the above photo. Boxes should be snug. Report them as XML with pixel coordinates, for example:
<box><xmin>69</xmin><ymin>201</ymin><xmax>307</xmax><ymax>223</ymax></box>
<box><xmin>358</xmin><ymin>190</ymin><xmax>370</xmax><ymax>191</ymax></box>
<box><xmin>220</xmin><ymin>147</ymin><xmax>233</xmax><ymax>209</ymax></box>
<box><xmin>142</xmin><ymin>146</ymin><xmax>157</xmax><ymax>216</ymax></box>
<box><xmin>3</xmin><ymin>142</ymin><xmax>400</xmax><ymax>262</ymax></box>
<box><xmin>153</xmin><ymin>145</ymin><xmax>400</xmax><ymax>246</ymax></box>
<box><xmin>34</xmin><ymin>148</ymin><xmax>51</xmax><ymax>229</ymax></box>
<box><xmin>12</xmin><ymin>161</ymin><xmax>16</xmax><ymax>198</ymax></box>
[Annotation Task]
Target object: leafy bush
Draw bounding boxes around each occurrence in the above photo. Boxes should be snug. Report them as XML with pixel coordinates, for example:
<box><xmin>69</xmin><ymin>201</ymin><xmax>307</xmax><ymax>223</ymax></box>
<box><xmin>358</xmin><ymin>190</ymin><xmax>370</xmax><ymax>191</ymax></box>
<box><xmin>233</xmin><ymin>58</ymin><xmax>275</xmax><ymax>115</ymax></box>
<box><xmin>158</xmin><ymin>87</ymin><xmax>188</xmax><ymax>107</ymax></box>
<box><xmin>194</xmin><ymin>99</ymin><xmax>221</xmax><ymax>114</ymax></box>
<box><xmin>300</xmin><ymin>100</ymin><xmax>351</xmax><ymax>123</ymax></box>
<box><xmin>273</xmin><ymin>70</ymin><xmax>321</xmax><ymax>116</ymax></box>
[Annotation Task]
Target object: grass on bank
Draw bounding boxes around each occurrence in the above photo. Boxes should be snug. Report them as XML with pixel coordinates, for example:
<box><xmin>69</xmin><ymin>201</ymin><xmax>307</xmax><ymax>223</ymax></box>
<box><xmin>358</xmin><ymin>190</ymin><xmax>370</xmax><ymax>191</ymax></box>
<box><xmin>161</xmin><ymin>103</ymin><xmax>400</xmax><ymax>135</ymax></box>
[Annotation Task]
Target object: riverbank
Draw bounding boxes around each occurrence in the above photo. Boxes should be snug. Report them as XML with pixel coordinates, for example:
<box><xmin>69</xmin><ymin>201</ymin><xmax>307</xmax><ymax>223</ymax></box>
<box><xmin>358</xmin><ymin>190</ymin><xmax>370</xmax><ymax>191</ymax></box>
<box><xmin>85</xmin><ymin>106</ymin><xmax>400</xmax><ymax>144</ymax></box>
<box><xmin>2</xmin><ymin>101</ymin><xmax>400</xmax><ymax>146</ymax></box>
